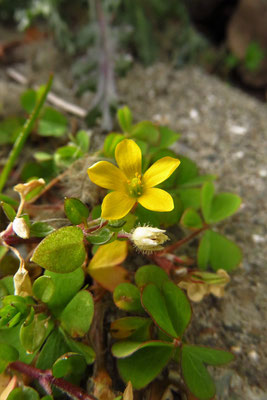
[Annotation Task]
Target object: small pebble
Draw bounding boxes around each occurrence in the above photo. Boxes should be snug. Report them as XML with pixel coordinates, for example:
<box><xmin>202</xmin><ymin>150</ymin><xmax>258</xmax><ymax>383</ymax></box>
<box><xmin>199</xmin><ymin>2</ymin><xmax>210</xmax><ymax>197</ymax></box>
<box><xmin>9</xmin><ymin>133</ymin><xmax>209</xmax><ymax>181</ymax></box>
<box><xmin>231</xmin><ymin>345</ymin><xmax>242</xmax><ymax>354</ymax></box>
<box><xmin>229</xmin><ymin>125</ymin><xmax>248</xmax><ymax>135</ymax></box>
<box><xmin>233</xmin><ymin>151</ymin><xmax>245</xmax><ymax>159</ymax></box>
<box><xmin>189</xmin><ymin>108</ymin><xmax>200</xmax><ymax>121</ymax></box>
<box><xmin>252</xmin><ymin>234</ymin><xmax>265</xmax><ymax>244</ymax></box>
<box><xmin>248</xmin><ymin>350</ymin><xmax>259</xmax><ymax>362</ymax></box>
<box><xmin>259</xmin><ymin>169</ymin><xmax>267</xmax><ymax>177</ymax></box>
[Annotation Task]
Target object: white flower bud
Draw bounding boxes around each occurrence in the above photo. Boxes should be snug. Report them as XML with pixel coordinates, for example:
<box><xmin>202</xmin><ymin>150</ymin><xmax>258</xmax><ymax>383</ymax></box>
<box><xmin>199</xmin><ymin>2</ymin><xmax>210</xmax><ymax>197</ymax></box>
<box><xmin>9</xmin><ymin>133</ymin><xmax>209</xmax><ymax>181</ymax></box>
<box><xmin>131</xmin><ymin>226</ymin><xmax>169</xmax><ymax>252</ymax></box>
<box><xmin>13</xmin><ymin>217</ymin><xmax>30</xmax><ymax>239</ymax></box>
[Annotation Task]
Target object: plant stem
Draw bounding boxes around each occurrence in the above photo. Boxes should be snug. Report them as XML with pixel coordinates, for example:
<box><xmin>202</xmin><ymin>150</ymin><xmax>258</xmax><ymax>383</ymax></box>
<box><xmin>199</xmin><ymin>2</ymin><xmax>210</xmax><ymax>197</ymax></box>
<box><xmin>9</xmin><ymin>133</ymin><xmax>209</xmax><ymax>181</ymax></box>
<box><xmin>161</xmin><ymin>225</ymin><xmax>209</xmax><ymax>254</ymax></box>
<box><xmin>9</xmin><ymin>361</ymin><xmax>97</xmax><ymax>400</ymax></box>
<box><xmin>0</xmin><ymin>75</ymin><xmax>53</xmax><ymax>194</ymax></box>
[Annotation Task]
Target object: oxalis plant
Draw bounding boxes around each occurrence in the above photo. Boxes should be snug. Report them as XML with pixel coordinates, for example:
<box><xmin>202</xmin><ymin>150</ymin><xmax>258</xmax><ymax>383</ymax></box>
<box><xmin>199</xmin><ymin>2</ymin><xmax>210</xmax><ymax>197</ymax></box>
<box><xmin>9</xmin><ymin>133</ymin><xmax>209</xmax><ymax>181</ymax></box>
<box><xmin>0</xmin><ymin>78</ymin><xmax>242</xmax><ymax>400</ymax></box>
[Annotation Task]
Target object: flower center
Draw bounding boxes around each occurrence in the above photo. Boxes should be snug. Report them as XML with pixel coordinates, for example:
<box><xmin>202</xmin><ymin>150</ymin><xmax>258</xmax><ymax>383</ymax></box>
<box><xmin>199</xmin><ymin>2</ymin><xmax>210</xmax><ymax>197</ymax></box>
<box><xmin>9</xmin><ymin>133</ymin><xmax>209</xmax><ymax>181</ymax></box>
<box><xmin>127</xmin><ymin>173</ymin><xmax>143</xmax><ymax>197</ymax></box>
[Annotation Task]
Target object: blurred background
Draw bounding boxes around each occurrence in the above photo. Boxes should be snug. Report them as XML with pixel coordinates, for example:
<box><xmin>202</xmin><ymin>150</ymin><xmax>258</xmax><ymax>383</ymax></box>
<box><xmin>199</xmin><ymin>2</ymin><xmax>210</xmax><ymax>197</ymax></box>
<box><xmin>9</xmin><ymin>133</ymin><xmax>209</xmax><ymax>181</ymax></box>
<box><xmin>1</xmin><ymin>0</ymin><xmax>267</xmax><ymax>129</ymax></box>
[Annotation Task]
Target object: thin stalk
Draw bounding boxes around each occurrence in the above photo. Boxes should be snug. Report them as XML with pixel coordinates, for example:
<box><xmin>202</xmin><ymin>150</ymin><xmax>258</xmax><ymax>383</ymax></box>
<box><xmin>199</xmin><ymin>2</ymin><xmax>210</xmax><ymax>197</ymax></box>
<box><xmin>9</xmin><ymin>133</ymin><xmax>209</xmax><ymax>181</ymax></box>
<box><xmin>0</xmin><ymin>75</ymin><xmax>53</xmax><ymax>193</ymax></box>
<box><xmin>160</xmin><ymin>225</ymin><xmax>209</xmax><ymax>254</ymax></box>
<box><xmin>9</xmin><ymin>361</ymin><xmax>97</xmax><ymax>400</ymax></box>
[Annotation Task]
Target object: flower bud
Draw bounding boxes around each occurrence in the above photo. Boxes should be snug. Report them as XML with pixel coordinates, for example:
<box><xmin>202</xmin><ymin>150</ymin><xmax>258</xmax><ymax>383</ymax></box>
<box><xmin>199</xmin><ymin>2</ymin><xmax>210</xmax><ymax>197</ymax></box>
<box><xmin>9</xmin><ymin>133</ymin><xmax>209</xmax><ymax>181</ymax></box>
<box><xmin>13</xmin><ymin>217</ymin><xmax>30</xmax><ymax>239</ymax></box>
<box><xmin>131</xmin><ymin>226</ymin><xmax>169</xmax><ymax>252</ymax></box>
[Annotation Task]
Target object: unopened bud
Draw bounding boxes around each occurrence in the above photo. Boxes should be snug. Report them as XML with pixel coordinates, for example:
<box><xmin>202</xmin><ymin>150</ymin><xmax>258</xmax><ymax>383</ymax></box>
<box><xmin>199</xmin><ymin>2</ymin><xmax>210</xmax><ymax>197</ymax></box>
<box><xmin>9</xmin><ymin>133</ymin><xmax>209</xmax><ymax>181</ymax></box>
<box><xmin>13</xmin><ymin>217</ymin><xmax>30</xmax><ymax>239</ymax></box>
<box><xmin>131</xmin><ymin>226</ymin><xmax>169</xmax><ymax>252</ymax></box>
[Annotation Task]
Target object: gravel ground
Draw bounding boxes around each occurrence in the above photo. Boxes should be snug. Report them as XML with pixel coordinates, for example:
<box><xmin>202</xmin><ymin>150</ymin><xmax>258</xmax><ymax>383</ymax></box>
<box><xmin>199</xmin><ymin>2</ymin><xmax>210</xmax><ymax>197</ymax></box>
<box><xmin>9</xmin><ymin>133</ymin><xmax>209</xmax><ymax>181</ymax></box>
<box><xmin>0</xmin><ymin>32</ymin><xmax>266</xmax><ymax>399</ymax></box>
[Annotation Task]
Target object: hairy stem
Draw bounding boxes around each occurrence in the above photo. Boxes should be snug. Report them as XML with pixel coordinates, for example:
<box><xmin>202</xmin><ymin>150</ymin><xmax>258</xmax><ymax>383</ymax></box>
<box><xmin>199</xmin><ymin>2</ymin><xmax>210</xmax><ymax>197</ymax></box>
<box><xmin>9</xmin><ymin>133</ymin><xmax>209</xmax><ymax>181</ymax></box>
<box><xmin>9</xmin><ymin>361</ymin><xmax>97</xmax><ymax>400</ymax></box>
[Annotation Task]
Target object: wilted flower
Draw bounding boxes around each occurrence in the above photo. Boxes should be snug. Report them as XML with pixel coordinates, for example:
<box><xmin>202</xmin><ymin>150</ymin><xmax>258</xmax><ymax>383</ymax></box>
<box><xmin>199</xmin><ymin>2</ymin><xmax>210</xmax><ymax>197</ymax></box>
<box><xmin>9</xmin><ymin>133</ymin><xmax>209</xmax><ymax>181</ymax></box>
<box><xmin>178</xmin><ymin>269</ymin><xmax>230</xmax><ymax>302</ymax></box>
<box><xmin>12</xmin><ymin>217</ymin><xmax>30</xmax><ymax>239</ymax></box>
<box><xmin>131</xmin><ymin>226</ymin><xmax>169</xmax><ymax>252</ymax></box>
<box><xmin>14</xmin><ymin>178</ymin><xmax>45</xmax><ymax>197</ymax></box>
<box><xmin>14</xmin><ymin>265</ymin><xmax>32</xmax><ymax>297</ymax></box>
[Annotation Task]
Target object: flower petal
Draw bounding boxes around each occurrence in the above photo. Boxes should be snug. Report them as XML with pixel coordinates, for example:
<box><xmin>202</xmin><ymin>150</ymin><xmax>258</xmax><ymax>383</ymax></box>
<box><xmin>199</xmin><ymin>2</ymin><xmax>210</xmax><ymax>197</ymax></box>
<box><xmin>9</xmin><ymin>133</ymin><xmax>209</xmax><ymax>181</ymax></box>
<box><xmin>90</xmin><ymin>266</ymin><xmax>128</xmax><ymax>292</ymax></box>
<box><xmin>88</xmin><ymin>161</ymin><xmax>127</xmax><ymax>191</ymax></box>
<box><xmin>143</xmin><ymin>157</ymin><xmax>180</xmax><ymax>188</ymax></box>
<box><xmin>115</xmin><ymin>139</ymin><xmax>142</xmax><ymax>179</ymax></box>
<box><xmin>101</xmin><ymin>191</ymin><xmax>136</xmax><ymax>220</ymax></box>
<box><xmin>138</xmin><ymin>188</ymin><xmax>174</xmax><ymax>212</ymax></box>
<box><xmin>88</xmin><ymin>240</ymin><xmax>128</xmax><ymax>270</ymax></box>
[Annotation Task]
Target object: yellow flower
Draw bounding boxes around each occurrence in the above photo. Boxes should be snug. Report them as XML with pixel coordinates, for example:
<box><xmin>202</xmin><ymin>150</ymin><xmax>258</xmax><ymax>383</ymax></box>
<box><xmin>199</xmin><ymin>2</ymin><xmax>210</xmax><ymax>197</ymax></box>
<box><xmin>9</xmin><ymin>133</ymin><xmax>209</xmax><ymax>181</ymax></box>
<box><xmin>87</xmin><ymin>139</ymin><xmax>180</xmax><ymax>220</ymax></box>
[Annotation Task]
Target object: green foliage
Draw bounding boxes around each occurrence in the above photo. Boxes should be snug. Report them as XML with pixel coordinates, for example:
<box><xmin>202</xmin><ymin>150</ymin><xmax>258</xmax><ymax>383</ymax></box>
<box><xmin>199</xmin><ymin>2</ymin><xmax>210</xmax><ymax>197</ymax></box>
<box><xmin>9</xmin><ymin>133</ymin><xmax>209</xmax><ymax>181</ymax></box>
<box><xmin>0</xmin><ymin>105</ymin><xmax>239</xmax><ymax>399</ymax></box>
<box><xmin>64</xmin><ymin>198</ymin><xmax>89</xmax><ymax>225</ymax></box>
<box><xmin>31</xmin><ymin>226</ymin><xmax>86</xmax><ymax>273</ymax></box>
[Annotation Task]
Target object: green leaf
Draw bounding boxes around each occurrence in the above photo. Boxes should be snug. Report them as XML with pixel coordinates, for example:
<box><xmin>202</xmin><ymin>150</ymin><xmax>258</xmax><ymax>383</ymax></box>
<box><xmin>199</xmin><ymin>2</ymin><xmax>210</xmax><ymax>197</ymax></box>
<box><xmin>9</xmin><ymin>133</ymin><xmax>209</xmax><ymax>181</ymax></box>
<box><xmin>0</xmin><ymin>323</ymin><xmax>36</xmax><ymax>364</ymax></box>
<box><xmin>197</xmin><ymin>231</ymin><xmax>211</xmax><ymax>270</ymax></box>
<box><xmin>117</xmin><ymin>106</ymin><xmax>133</xmax><ymax>132</ymax></box>
<box><xmin>179</xmin><ymin>174</ymin><xmax>217</xmax><ymax>188</ymax></box>
<box><xmin>0</xmin><ymin>117</ymin><xmax>24</xmax><ymax>145</ymax></box>
<box><xmin>63</xmin><ymin>336</ymin><xmax>95</xmax><ymax>364</ymax></box>
<box><xmin>113</xmin><ymin>283</ymin><xmax>143</xmax><ymax>312</ymax></box>
<box><xmin>0</xmin><ymin>343</ymin><xmax>19</xmax><ymax>373</ymax></box>
<box><xmin>86</xmin><ymin>227</ymin><xmax>114</xmax><ymax>245</ymax></box>
<box><xmin>75</xmin><ymin>130</ymin><xmax>90</xmax><ymax>152</ymax></box>
<box><xmin>7</xmin><ymin>387</ymin><xmax>40</xmax><ymax>400</ymax></box>
<box><xmin>1</xmin><ymin>202</ymin><xmax>16</xmax><ymax>221</ymax></box>
<box><xmin>181</xmin><ymin>208</ymin><xmax>203</xmax><ymax>229</ymax></box>
<box><xmin>157</xmin><ymin>126</ymin><xmax>180</xmax><ymax>148</ymax></box>
<box><xmin>52</xmin><ymin>352</ymin><xmax>86</xmax><ymax>378</ymax></box>
<box><xmin>32</xmin><ymin>276</ymin><xmax>55</xmax><ymax>303</ymax></box>
<box><xmin>176</xmin><ymin>156</ymin><xmax>198</xmax><ymax>186</ymax></box>
<box><xmin>178</xmin><ymin>188</ymin><xmax>201</xmax><ymax>210</ymax></box>
<box><xmin>103</xmin><ymin>133</ymin><xmax>125</xmax><ymax>157</ymax></box>
<box><xmin>114</xmin><ymin>341</ymin><xmax>173</xmax><ymax>389</ymax></box>
<box><xmin>135</xmin><ymin>265</ymin><xmax>169</xmax><ymax>289</ymax></box>
<box><xmin>59</xmin><ymin>290</ymin><xmax>94</xmax><ymax>337</ymax></box>
<box><xmin>201</xmin><ymin>182</ymin><xmax>214</xmax><ymax>222</ymax></box>
<box><xmin>181</xmin><ymin>345</ymin><xmax>234</xmax><ymax>400</ymax></box>
<box><xmin>141</xmin><ymin>284</ymin><xmax>177</xmax><ymax>338</ymax></box>
<box><xmin>198</xmin><ymin>230</ymin><xmax>242</xmax><ymax>271</ymax></box>
<box><xmin>21</xmin><ymin>89</ymin><xmax>37</xmax><ymax>113</ymax></box>
<box><xmin>202</xmin><ymin>182</ymin><xmax>241</xmax><ymax>223</ymax></box>
<box><xmin>207</xmin><ymin>193</ymin><xmax>241</xmax><ymax>223</ymax></box>
<box><xmin>54</xmin><ymin>145</ymin><xmax>82</xmax><ymax>167</ymax></box>
<box><xmin>38</xmin><ymin>107</ymin><xmax>68</xmax><ymax>137</ymax></box>
<box><xmin>209</xmin><ymin>230</ymin><xmax>242</xmax><ymax>271</ymax></box>
<box><xmin>30</xmin><ymin>222</ymin><xmax>54</xmax><ymax>238</ymax></box>
<box><xmin>20</xmin><ymin>314</ymin><xmax>53</xmax><ymax>353</ymax></box>
<box><xmin>161</xmin><ymin>281</ymin><xmax>191</xmax><ymax>337</ymax></box>
<box><xmin>110</xmin><ymin>317</ymin><xmax>152</xmax><ymax>341</ymax></box>
<box><xmin>31</xmin><ymin>226</ymin><xmax>86</xmax><ymax>273</ymax></box>
<box><xmin>45</xmin><ymin>267</ymin><xmax>84</xmax><ymax>316</ymax></box>
<box><xmin>135</xmin><ymin>204</ymin><xmax>161</xmax><ymax>228</ymax></box>
<box><xmin>131</xmin><ymin>121</ymin><xmax>159</xmax><ymax>144</ymax></box>
<box><xmin>158</xmin><ymin>195</ymin><xmax>183</xmax><ymax>227</ymax></box>
<box><xmin>0</xmin><ymin>194</ymin><xmax>18</xmax><ymax>207</ymax></box>
<box><xmin>64</xmin><ymin>198</ymin><xmax>89</xmax><ymax>225</ymax></box>
<box><xmin>36</xmin><ymin>329</ymin><xmax>69</xmax><ymax>369</ymax></box>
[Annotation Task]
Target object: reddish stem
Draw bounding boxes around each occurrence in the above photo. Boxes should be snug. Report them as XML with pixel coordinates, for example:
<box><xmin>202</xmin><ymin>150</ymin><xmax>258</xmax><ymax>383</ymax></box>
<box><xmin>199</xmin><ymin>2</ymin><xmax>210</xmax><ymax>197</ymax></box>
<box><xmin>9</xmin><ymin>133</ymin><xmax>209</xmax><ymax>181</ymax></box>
<box><xmin>9</xmin><ymin>361</ymin><xmax>97</xmax><ymax>400</ymax></box>
<box><xmin>160</xmin><ymin>225</ymin><xmax>209</xmax><ymax>254</ymax></box>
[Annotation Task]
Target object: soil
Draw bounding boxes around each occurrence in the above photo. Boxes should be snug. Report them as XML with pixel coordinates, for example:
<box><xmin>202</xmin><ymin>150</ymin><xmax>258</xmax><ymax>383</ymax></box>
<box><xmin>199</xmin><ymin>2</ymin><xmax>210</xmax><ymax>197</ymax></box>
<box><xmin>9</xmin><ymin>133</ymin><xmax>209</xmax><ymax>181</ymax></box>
<box><xmin>0</xmin><ymin>28</ymin><xmax>267</xmax><ymax>399</ymax></box>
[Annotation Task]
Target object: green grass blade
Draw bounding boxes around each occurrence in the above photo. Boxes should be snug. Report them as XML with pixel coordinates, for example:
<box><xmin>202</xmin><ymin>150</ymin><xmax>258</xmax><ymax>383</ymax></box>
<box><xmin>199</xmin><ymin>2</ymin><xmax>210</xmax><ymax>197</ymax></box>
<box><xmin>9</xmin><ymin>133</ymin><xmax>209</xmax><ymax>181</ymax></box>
<box><xmin>0</xmin><ymin>75</ymin><xmax>53</xmax><ymax>193</ymax></box>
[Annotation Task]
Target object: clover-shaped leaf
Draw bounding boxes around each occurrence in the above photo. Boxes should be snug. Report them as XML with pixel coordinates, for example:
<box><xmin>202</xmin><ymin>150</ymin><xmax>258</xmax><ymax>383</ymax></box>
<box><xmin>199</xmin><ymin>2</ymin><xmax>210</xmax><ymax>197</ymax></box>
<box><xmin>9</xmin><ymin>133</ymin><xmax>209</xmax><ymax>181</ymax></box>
<box><xmin>181</xmin><ymin>345</ymin><xmax>234</xmax><ymax>400</ymax></box>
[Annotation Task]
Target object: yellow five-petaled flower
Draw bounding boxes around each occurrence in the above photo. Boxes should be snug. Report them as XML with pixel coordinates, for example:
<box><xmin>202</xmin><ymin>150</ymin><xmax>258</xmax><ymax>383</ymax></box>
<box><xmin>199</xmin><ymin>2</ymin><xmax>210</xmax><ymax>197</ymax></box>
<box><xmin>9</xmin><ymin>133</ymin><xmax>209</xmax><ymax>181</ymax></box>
<box><xmin>87</xmin><ymin>139</ymin><xmax>180</xmax><ymax>220</ymax></box>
